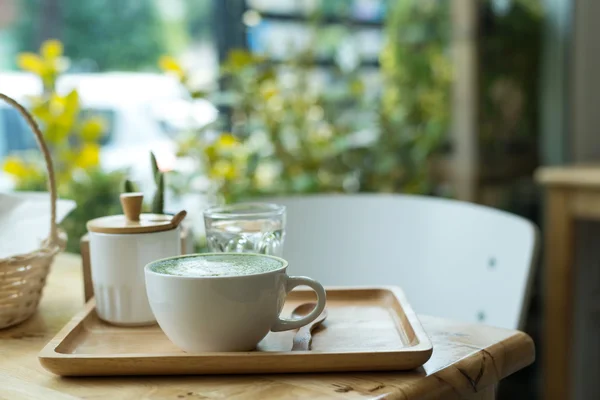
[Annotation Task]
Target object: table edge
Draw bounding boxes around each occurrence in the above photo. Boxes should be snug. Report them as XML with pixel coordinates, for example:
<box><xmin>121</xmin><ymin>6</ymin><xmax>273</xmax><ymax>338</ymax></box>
<box><xmin>397</xmin><ymin>330</ymin><xmax>535</xmax><ymax>399</ymax></box>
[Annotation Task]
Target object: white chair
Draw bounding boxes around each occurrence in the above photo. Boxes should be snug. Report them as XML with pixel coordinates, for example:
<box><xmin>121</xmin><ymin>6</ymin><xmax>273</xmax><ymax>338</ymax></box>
<box><xmin>264</xmin><ymin>194</ymin><xmax>539</xmax><ymax>330</ymax></box>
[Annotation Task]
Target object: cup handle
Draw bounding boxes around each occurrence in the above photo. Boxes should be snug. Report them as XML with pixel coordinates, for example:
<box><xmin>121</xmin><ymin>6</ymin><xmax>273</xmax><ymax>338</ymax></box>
<box><xmin>271</xmin><ymin>276</ymin><xmax>327</xmax><ymax>332</ymax></box>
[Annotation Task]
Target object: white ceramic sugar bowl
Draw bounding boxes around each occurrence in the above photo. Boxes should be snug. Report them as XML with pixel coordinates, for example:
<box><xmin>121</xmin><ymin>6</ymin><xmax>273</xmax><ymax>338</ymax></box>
<box><xmin>86</xmin><ymin>193</ymin><xmax>185</xmax><ymax>326</ymax></box>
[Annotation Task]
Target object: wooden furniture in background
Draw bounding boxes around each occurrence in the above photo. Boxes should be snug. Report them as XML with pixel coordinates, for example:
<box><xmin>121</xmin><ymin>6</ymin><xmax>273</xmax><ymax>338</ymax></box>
<box><xmin>0</xmin><ymin>253</ymin><xmax>534</xmax><ymax>399</ymax></box>
<box><xmin>535</xmin><ymin>165</ymin><xmax>600</xmax><ymax>400</ymax></box>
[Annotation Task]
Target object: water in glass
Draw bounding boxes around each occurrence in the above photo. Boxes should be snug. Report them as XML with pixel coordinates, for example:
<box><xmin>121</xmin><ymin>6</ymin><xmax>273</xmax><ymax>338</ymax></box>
<box><xmin>206</xmin><ymin>218</ymin><xmax>284</xmax><ymax>256</ymax></box>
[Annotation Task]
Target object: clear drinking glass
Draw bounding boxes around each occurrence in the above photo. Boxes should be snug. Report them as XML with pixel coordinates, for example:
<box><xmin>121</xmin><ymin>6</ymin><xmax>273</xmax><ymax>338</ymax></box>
<box><xmin>203</xmin><ymin>203</ymin><xmax>286</xmax><ymax>256</ymax></box>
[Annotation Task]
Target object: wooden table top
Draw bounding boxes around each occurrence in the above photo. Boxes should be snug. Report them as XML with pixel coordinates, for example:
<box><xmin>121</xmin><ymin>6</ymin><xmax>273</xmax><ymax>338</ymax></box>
<box><xmin>0</xmin><ymin>254</ymin><xmax>535</xmax><ymax>400</ymax></box>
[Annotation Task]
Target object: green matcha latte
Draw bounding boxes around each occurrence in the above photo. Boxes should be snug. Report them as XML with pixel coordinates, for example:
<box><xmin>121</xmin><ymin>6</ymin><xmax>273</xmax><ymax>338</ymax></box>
<box><xmin>149</xmin><ymin>254</ymin><xmax>284</xmax><ymax>277</ymax></box>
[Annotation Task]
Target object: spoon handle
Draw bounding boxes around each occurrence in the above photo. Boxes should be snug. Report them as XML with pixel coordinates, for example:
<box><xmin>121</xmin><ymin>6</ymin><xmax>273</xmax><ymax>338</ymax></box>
<box><xmin>291</xmin><ymin>326</ymin><xmax>313</xmax><ymax>351</ymax></box>
<box><xmin>170</xmin><ymin>210</ymin><xmax>187</xmax><ymax>229</ymax></box>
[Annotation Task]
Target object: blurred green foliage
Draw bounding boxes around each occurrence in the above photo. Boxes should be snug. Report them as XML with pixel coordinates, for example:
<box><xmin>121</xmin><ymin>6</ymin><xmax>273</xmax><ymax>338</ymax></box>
<box><xmin>183</xmin><ymin>0</ymin><xmax>213</xmax><ymax>41</ymax></box>
<box><xmin>479</xmin><ymin>0</ymin><xmax>543</xmax><ymax>146</ymax></box>
<box><xmin>13</xmin><ymin>0</ymin><xmax>165</xmax><ymax>71</ymax></box>
<box><xmin>372</xmin><ymin>0</ymin><xmax>452</xmax><ymax>193</ymax></box>
<box><xmin>164</xmin><ymin>0</ymin><xmax>452</xmax><ymax>202</ymax></box>
<box><xmin>166</xmin><ymin>49</ymin><xmax>372</xmax><ymax>203</ymax></box>
<box><xmin>60</xmin><ymin>169</ymin><xmax>126</xmax><ymax>253</ymax></box>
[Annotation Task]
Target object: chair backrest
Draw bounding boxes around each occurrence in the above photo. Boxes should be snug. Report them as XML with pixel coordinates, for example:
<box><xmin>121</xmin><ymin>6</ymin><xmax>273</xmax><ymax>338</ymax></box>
<box><xmin>264</xmin><ymin>194</ymin><xmax>539</xmax><ymax>330</ymax></box>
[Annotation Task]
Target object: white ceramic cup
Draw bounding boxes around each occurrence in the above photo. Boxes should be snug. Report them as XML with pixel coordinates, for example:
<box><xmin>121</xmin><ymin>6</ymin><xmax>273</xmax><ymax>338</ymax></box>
<box><xmin>144</xmin><ymin>253</ymin><xmax>326</xmax><ymax>352</ymax></box>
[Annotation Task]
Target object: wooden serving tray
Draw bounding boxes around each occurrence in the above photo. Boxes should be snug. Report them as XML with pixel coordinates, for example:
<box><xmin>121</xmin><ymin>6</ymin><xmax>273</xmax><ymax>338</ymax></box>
<box><xmin>39</xmin><ymin>287</ymin><xmax>432</xmax><ymax>376</ymax></box>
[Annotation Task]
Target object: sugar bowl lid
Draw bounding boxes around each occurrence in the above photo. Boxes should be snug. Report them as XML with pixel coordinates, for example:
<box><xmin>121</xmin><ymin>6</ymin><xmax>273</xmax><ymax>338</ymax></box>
<box><xmin>86</xmin><ymin>193</ymin><xmax>186</xmax><ymax>234</ymax></box>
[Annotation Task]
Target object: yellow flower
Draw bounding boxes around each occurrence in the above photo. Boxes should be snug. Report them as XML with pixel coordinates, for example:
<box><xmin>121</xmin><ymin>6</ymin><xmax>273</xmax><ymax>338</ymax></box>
<box><xmin>80</xmin><ymin>117</ymin><xmax>105</xmax><ymax>141</ymax></box>
<box><xmin>260</xmin><ymin>84</ymin><xmax>278</xmax><ymax>101</ymax></box>
<box><xmin>215</xmin><ymin>133</ymin><xmax>239</xmax><ymax>149</ymax></box>
<box><xmin>63</xmin><ymin>90</ymin><xmax>80</xmax><ymax>113</ymax></box>
<box><xmin>227</xmin><ymin>49</ymin><xmax>254</xmax><ymax>69</ymax></box>
<box><xmin>48</xmin><ymin>92</ymin><xmax>66</xmax><ymax>115</ymax></box>
<box><xmin>158</xmin><ymin>55</ymin><xmax>184</xmax><ymax>79</ymax></box>
<box><xmin>31</xmin><ymin>99</ymin><xmax>52</xmax><ymax>123</ymax></box>
<box><xmin>75</xmin><ymin>143</ymin><xmax>100</xmax><ymax>169</ymax></box>
<box><xmin>17</xmin><ymin>53</ymin><xmax>45</xmax><ymax>75</ymax></box>
<box><xmin>210</xmin><ymin>160</ymin><xmax>238</xmax><ymax>180</ymax></box>
<box><xmin>3</xmin><ymin>156</ymin><xmax>30</xmax><ymax>178</ymax></box>
<box><xmin>41</xmin><ymin>39</ymin><xmax>63</xmax><ymax>60</ymax></box>
<box><xmin>203</xmin><ymin>144</ymin><xmax>217</xmax><ymax>162</ymax></box>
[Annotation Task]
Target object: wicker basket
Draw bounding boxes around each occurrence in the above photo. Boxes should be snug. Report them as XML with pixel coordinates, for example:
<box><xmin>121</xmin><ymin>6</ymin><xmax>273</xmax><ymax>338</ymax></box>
<box><xmin>0</xmin><ymin>93</ymin><xmax>64</xmax><ymax>329</ymax></box>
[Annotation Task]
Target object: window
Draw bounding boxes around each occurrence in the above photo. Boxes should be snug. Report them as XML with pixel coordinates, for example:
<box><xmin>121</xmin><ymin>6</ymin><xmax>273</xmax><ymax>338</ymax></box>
<box><xmin>0</xmin><ymin>105</ymin><xmax>37</xmax><ymax>157</ymax></box>
<box><xmin>0</xmin><ymin>0</ymin><xmax>218</xmax><ymax>188</ymax></box>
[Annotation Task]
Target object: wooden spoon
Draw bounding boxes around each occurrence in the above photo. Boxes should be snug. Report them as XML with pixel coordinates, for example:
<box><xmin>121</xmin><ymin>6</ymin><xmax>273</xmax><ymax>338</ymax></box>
<box><xmin>169</xmin><ymin>210</ymin><xmax>187</xmax><ymax>229</ymax></box>
<box><xmin>290</xmin><ymin>303</ymin><xmax>328</xmax><ymax>351</ymax></box>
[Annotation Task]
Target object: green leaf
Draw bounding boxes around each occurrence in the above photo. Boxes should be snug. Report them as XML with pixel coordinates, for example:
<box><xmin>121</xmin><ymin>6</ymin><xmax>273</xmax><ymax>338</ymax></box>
<box><xmin>151</xmin><ymin>172</ymin><xmax>164</xmax><ymax>214</ymax></box>
<box><xmin>150</xmin><ymin>152</ymin><xmax>159</xmax><ymax>183</ymax></box>
<box><xmin>122</xmin><ymin>179</ymin><xmax>137</xmax><ymax>193</ymax></box>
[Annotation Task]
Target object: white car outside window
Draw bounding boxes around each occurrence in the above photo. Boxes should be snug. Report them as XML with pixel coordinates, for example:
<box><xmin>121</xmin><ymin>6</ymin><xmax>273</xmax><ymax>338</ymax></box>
<box><xmin>0</xmin><ymin>72</ymin><xmax>218</xmax><ymax>196</ymax></box>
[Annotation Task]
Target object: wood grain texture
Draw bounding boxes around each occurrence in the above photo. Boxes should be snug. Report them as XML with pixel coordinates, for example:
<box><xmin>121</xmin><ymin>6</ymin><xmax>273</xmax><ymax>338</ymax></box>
<box><xmin>568</xmin><ymin>189</ymin><xmax>600</xmax><ymax>221</ymax></box>
<box><xmin>39</xmin><ymin>287</ymin><xmax>433</xmax><ymax>375</ymax></box>
<box><xmin>79</xmin><ymin>236</ymin><xmax>93</xmax><ymax>303</ymax></box>
<box><xmin>535</xmin><ymin>165</ymin><xmax>600</xmax><ymax>400</ymax></box>
<box><xmin>466</xmin><ymin>385</ymin><xmax>496</xmax><ymax>400</ymax></box>
<box><xmin>0</xmin><ymin>254</ymin><xmax>535</xmax><ymax>400</ymax></box>
<box><xmin>86</xmin><ymin>213</ymin><xmax>174</xmax><ymax>234</ymax></box>
<box><xmin>535</xmin><ymin>164</ymin><xmax>600</xmax><ymax>188</ymax></box>
<box><xmin>0</xmin><ymin>375</ymin><xmax>80</xmax><ymax>400</ymax></box>
<box><xmin>539</xmin><ymin>187</ymin><xmax>576</xmax><ymax>400</ymax></box>
<box><xmin>536</xmin><ymin>173</ymin><xmax>580</xmax><ymax>400</ymax></box>
<box><xmin>119</xmin><ymin>193</ymin><xmax>143</xmax><ymax>222</ymax></box>
<box><xmin>291</xmin><ymin>306</ymin><xmax>327</xmax><ymax>351</ymax></box>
